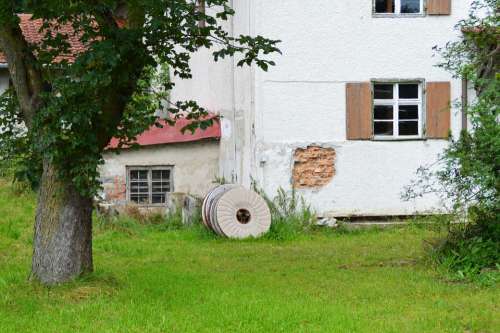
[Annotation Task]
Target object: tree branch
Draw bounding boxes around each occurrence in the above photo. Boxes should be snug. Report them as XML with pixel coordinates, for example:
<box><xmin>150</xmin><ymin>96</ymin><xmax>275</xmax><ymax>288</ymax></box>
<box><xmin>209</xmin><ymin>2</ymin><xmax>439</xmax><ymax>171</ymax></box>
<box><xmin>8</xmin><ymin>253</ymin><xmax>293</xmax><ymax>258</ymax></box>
<box><xmin>0</xmin><ymin>14</ymin><xmax>44</xmax><ymax>129</ymax></box>
<box><xmin>95</xmin><ymin>1</ymin><xmax>147</xmax><ymax>148</ymax></box>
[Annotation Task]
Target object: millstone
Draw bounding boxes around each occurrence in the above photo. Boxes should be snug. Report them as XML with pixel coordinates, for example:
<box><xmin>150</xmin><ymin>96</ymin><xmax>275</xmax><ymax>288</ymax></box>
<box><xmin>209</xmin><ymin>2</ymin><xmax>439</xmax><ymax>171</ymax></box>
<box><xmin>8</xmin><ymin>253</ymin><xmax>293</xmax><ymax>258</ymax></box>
<box><xmin>202</xmin><ymin>185</ymin><xmax>271</xmax><ymax>239</ymax></box>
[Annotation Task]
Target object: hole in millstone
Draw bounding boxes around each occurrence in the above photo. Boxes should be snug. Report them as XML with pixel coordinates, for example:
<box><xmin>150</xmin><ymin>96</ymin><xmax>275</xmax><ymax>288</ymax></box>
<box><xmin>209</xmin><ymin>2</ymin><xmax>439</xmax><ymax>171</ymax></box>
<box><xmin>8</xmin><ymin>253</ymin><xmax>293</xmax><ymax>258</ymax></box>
<box><xmin>236</xmin><ymin>208</ymin><xmax>251</xmax><ymax>224</ymax></box>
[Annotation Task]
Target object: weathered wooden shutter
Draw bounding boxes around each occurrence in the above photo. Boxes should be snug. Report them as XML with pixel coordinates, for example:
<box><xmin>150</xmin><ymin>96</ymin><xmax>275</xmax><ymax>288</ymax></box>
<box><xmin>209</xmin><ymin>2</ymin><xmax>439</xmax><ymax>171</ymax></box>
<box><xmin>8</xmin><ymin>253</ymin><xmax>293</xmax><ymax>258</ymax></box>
<box><xmin>426</xmin><ymin>82</ymin><xmax>451</xmax><ymax>139</ymax></box>
<box><xmin>427</xmin><ymin>0</ymin><xmax>451</xmax><ymax>15</ymax></box>
<box><xmin>346</xmin><ymin>82</ymin><xmax>372</xmax><ymax>140</ymax></box>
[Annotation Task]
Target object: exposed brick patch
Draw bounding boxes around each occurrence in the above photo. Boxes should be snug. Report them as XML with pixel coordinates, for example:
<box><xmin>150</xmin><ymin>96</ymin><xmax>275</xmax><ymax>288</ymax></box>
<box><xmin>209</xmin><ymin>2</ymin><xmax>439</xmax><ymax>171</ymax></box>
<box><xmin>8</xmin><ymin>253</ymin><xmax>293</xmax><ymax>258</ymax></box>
<box><xmin>293</xmin><ymin>146</ymin><xmax>335</xmax><ymax>188</ymax></box>
<box><xmin>102</xmin><ymin>176</ymin><xmax>126</xmax><ymax>201</ymax></box>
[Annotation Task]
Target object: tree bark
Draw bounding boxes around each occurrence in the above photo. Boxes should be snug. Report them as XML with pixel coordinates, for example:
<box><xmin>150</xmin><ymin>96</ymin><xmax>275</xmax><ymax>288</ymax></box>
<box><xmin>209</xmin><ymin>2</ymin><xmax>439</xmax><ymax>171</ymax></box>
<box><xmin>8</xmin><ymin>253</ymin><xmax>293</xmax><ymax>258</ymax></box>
<box><xmin>0</xmin><ymin>18</ymin><xmax>44</xmax><ymax>129</ymax></box>
<box><xmin>31</xmin><ymin>161</ymin><xmax>93</xmax><ymax>285</ymax></box>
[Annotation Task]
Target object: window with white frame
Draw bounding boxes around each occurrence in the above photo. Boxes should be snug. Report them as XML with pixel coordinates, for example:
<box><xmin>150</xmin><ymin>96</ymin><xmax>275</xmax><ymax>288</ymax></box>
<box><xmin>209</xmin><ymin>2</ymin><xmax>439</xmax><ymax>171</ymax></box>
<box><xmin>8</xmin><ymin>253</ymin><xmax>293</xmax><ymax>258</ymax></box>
<box><xmin>373</xmin><ymin>82</ymin><xmax>422</xmax><ymax>138</ymax></box>
<box><xmin>374</xmin><ymin>0</ymin><xmax>423</xmax><ymax>14</ymax></box>
<box><xmin>127</xmin><ymin>166</ymin><xmax>173</xmax><ymax>204</ymax></box>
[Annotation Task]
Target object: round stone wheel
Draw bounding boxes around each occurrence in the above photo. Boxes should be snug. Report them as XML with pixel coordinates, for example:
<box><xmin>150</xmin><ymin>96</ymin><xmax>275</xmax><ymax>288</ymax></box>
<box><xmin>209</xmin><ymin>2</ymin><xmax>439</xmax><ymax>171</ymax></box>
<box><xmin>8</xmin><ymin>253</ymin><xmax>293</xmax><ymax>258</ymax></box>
<box><xmin>215</xmin><ymin>187</ymin><xmax>271</xmax><ymax>239</ymax></box>
<box><xmin>202</xmin><ymin>184</ymin><xmax>239</xmax><ymax>234</ymax></box>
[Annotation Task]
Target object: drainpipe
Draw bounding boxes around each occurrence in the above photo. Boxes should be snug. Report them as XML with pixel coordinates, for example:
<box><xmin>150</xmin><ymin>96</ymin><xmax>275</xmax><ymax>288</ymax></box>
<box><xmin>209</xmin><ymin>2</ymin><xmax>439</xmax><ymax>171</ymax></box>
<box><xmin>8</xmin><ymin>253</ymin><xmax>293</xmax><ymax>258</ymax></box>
<box><xmin>230</xmin><ymin>0</ymin><xmax>237</xmax><ymax>183</ymax></box>
<box><xmin>461</xmin><ymin>78</ymin><xmax>468</xmax><ymax>131</ymax></box>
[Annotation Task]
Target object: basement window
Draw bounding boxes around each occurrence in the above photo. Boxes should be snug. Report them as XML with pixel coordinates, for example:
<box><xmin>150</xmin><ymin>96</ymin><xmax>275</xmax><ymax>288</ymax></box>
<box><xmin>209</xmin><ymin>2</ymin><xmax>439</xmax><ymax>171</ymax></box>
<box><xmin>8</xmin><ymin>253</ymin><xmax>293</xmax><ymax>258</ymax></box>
<box><xmin>373</xmin><ymin>82</ymin><xmax>423</xmax><ymax>139</ymax></box>
<box><xmin>374</xmin><ymin>0</ymin><xmax>423</xmax><ymax>15</ymax></box>
<box><xmin>127</xmin><ymin>166</ymin><xmax>173</xmax><ymax>205</ymax></box>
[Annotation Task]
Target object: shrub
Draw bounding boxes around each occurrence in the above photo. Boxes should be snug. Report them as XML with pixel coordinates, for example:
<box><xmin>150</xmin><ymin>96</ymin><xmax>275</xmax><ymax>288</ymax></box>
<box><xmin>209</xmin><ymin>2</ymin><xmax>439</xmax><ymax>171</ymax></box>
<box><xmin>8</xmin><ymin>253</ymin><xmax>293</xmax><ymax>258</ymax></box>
<box><xmin>404</xmin><ymin>0</ymin><xmax>499</xmax><ymax>281</ymax></box>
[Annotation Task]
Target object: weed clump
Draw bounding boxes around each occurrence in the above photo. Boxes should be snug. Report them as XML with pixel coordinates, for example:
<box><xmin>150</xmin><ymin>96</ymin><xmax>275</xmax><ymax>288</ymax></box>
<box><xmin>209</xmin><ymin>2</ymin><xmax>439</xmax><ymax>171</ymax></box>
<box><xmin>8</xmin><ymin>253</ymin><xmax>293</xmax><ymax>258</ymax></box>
<box><xmin>255</xmin><ymin>186</ymin><xmax>316</xmax><ymax>241</ymax></box>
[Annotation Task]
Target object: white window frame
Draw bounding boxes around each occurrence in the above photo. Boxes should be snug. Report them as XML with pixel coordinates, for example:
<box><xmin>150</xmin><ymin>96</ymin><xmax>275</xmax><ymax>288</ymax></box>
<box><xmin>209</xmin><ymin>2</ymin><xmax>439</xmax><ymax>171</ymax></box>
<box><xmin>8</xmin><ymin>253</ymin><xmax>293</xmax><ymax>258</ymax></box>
<box><xmin>372</xmin><ymin>81</ymin><xmax>424</xmax><ymax>140</ymax></box>
<box><xmin>126</xmin><ymin>166</ymin><xmax>174</xmax><ymax>205</ymax></box>
<box><xmin>373</xmin><ymin>0</ymin><xmax>425</xmax><ymax>16</ymax></box>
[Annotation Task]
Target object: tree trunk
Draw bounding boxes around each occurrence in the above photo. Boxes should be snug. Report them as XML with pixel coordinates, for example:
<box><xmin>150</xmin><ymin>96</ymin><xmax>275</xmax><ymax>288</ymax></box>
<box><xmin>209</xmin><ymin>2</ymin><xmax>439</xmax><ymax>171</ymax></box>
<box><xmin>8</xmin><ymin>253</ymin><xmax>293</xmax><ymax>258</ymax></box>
<box><xmin>31</xmin><ymin>162</ymin><xmax>93</xmax><ymax>285</ymax></box>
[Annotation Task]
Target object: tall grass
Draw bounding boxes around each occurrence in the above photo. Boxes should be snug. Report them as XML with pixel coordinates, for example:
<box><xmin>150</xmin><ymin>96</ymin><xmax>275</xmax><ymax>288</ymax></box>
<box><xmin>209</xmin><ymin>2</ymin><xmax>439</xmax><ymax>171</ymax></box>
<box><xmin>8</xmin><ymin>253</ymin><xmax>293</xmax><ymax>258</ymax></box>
<box><xmin>254</xmin><ymin>186</ymin><xmax>316</xmax><ymax>240</ymax></box>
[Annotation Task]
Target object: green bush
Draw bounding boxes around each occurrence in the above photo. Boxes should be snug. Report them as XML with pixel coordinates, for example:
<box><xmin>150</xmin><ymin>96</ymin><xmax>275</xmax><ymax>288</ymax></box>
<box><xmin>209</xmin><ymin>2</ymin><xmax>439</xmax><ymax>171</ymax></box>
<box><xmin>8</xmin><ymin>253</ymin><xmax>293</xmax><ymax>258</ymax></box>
<box><xmin>404</xmin><ymin>0</ymin><xmax>499</xmax><ymax>281</ymax></box>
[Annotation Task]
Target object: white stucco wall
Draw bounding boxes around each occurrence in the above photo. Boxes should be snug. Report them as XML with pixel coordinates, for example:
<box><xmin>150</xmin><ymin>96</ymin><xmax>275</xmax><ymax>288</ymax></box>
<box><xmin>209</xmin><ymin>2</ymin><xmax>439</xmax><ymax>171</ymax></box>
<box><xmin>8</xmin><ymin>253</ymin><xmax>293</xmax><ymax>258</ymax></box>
<box><xmin>252</xmin><ymin>0</ymin><xmax>471</xmax><ymax>216</ymax></box>
<box><xmin>170</xmin><ymin>1</ymin><xmax>256</xmax><ymax>185</ymax></box>
<box><xmin>171</xmin><ymin>0</ymin><xmax>473</xmax><ymax>216</ymax></box>
<box><xmin>100</xmin><ymin>140</ymin><xmax>220</xmax><ymax>202</ymax></box>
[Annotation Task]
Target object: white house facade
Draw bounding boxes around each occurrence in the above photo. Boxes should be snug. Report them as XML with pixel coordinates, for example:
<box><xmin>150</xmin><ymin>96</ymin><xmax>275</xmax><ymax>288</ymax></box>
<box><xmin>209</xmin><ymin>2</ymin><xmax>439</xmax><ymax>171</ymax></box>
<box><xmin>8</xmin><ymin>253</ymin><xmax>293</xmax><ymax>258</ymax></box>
<box><xmin>172</xmin><ymin>0</ymin><xmax>473</xmax><ymax>217</ymax></box>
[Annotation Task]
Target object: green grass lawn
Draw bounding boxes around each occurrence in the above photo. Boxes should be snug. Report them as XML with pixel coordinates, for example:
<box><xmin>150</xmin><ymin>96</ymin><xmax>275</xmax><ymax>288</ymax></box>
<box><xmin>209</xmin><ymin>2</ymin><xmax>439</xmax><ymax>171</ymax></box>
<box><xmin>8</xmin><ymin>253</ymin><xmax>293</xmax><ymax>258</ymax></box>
<box><xmin>0</xmin><ymin>180</ymin><xmax>498</xmax><ymax>333</ymax></box>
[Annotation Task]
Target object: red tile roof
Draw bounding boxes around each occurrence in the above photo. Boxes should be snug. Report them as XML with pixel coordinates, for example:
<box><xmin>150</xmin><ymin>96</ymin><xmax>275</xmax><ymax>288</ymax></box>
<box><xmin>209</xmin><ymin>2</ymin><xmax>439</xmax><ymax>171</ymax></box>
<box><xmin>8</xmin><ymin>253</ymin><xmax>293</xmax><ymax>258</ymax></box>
<box><xmin>107</xmin><ymin>117</ymin><xmax>221</xmax><ymax>149</ymax></box>
<box><xmin>0</xmin><ymin>14</ymin><xmax>86</xmax><ymax>64</ymax></box>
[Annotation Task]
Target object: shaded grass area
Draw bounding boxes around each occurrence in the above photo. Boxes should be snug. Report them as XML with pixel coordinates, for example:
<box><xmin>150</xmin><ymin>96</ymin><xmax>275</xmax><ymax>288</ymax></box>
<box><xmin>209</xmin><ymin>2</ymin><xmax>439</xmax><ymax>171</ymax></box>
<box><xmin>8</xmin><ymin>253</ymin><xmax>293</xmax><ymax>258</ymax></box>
<box><xmin>0</xmin><ymin>180</ymin><xmax>498</xmax><ymax>332</ymax></box>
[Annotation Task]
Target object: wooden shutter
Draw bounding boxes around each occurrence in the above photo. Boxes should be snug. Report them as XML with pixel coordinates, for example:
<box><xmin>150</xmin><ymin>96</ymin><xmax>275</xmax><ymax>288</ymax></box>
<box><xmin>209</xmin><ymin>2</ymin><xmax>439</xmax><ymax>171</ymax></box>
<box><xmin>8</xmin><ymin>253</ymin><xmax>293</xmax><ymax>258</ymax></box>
<box><xmin>346</xmin><ymin>82</ymin><xmax>372</xmax><ymax>140</ymax></box>
<box><xmin>426</xmin><ymin>82</ymin><xmax>451</xmax><ymax>139</ymax></box>
<box><xmin>427</xmin><ymin>0</ymin><xmax>451</xmax><ymax>15</ymax></box>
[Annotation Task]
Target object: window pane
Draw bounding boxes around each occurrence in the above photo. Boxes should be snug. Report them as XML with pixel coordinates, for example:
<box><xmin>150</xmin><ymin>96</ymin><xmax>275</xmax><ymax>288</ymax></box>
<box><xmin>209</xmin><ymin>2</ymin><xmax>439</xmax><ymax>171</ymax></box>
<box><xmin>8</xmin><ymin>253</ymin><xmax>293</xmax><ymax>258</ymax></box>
<box><xmin>399</xmin><ymin>121</ymin><xmax>419</xmax><ymax>135</ymax></box>
<box><xmin>131</xmin><ymin>181</ymin><xmax>148</xmax><ymax>187</ymax></box>
<box><xmin>130</xmin><ymin>188</ymin><xmax>148</xmax><ymax>194</ymax></box>
<box><xmin>152</xmin><ymin>169</ymin><xmax>170</xmax><ymax>183</ymax></box>
<box><xmin>374</xmin><ymin>122</ymin><xmax>393</xmax><ymax>136</ymax></box>
<box><xmin>374</xmin><ymin>84</ymin><xmax>393</xmax><ymax>99</ymax></box>
<box><xmin>152</xmin><ymin>182</ymin><xmax>170</xmax><ymax>192</ymax></box>
<box><xmin>131</xmin><ymin>182</ymin><xmax>149</xmax><ymax>191</ymax></box>
<box><xmin>152</xmin><ymin>170</ymin><xmax>169</xmax><ymax>180</ymax></box>
<box><xmin>399</xmin><ymin>84</ymin><xmax>419</xmax><ymax>99</ymax></box>
<box><xmin>399</xmin><ymin>105</ymin><xmax>419</xmax><ymax>119</ymax></box>
<box><xmin>130</xmin><ymin>170</ymin><xmax>148</xmax><ymax>180</ymax></box>
<box><xmin>375</xmin><ymin>0</ymin><xmax>395</xmax><ymax>13</ymax></box>
<box><xmin>374</xmin><ymin>105</ymin><xmax>393</xmax><ymax>120</ymax></box>
<box><xmin>401</xmin><ymin>0</ymin><xmax>420</xmax><ymax>13</ymax></box>
<box><xmin>152</xmin><ymin>194</ymin><xmax>166</xmax><ymax>204</ymax></box>
<box><xmin>131</xmin><ymin>194</ymin><xmax>149</xmax><ymax>204</ymax></box>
